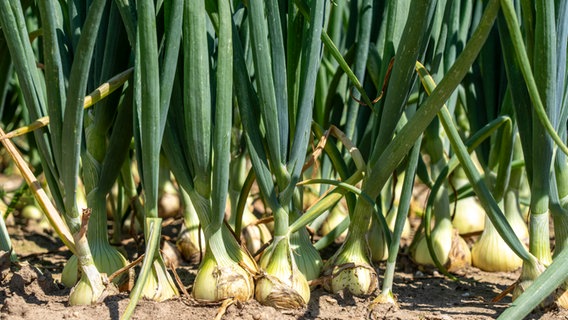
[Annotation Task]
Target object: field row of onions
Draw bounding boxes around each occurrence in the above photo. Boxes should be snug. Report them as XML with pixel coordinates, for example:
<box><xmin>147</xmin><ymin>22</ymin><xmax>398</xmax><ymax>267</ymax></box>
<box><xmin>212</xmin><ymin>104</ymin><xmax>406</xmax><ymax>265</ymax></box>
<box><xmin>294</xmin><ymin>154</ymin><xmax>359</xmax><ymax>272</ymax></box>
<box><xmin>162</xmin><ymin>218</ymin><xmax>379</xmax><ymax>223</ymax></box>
<box><xmin>0</xmin><ymin>0</ymin><xmax>567</xmax><ymax>319</ymax></box>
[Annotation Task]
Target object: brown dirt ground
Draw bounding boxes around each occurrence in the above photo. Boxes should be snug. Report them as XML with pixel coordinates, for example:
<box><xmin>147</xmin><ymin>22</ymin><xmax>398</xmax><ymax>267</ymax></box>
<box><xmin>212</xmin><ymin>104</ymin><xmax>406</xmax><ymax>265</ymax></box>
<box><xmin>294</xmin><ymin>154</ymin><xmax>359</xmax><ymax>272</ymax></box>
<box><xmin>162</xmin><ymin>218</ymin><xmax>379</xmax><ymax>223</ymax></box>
<box><xmin>2</xmin><ymin>215</ymin><xmax>568</xmax><ymax>320</ymax></box>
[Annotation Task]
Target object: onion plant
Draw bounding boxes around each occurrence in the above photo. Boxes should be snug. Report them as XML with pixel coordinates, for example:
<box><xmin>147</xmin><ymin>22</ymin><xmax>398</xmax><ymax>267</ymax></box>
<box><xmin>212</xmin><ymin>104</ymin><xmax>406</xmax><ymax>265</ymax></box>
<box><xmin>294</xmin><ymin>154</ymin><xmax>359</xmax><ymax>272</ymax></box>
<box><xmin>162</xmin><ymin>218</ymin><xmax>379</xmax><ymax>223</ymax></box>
<box><xmin>369</xmin><ymin>0</ymin><xmax>514</xmax><ymax>306</ymax></box>
<box><xmin>410</xmin><ymin>0</ymin><xmax>489</xmax><ymax>272</ymax></box>
<box><xmin>2</xmin><ymin>0</ymin><xmax>568</xmax><ymax>318</ymax></box>
<box><xmin>0</xmin><ymin>0</ymin><xmax>115</xmax><ymax>305</ymax></box>
<box><xmin>322</xmin><ymin>0</ymin><xmax>434</xmax><ymax>296</ymax></box>
<box><xmin>60</xmin><ymin>2</ymin><xmax>132</xmax><ymax>290</ymax></box>
<box><xmin>127</xmin><ymin>0</ymin><xmax>183</xmax><ymax>304</ymax></box>
<box><xmin>497</xmin><ymin>0</ymin><xmax>568</xmax><ymax>308</ymax></box>
<box><xmin>158</xmin><ymin>0</ymin><xmax>259</xmax><ymax>304</ymax></box>
<box><xmin>224</xmin><ymin>0</ymin><xmax>327</xmax><ymax>308</ymax></box>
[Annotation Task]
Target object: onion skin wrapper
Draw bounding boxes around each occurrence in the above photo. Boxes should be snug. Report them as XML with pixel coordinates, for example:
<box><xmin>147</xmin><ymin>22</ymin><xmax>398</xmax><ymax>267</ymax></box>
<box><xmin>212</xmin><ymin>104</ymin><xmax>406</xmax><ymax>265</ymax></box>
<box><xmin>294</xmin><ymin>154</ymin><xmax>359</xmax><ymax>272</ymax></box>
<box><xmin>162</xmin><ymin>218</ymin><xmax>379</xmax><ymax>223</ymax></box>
<box><xmin>322</xmin><ymin>262</ymin><xmax>378</xmax><ymax>296</ymax></box>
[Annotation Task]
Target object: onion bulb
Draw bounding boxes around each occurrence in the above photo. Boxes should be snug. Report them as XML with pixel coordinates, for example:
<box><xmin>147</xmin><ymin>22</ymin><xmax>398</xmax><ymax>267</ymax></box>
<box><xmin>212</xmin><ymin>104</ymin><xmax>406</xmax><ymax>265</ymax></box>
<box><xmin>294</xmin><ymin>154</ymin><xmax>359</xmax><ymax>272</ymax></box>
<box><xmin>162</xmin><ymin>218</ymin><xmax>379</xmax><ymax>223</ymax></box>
<box><xmin>411</xmin><ymin>219</ymin><xmax>471</xmax><ymax>272</ymax></box>
<box><xmin>238</xmin><ymin>206</ymin><xmax>272</xmax><ymax>257</ymax></box>
<box><xmin>192</xmin><ymin>225</ymin><xmax>257</xmax><ymax>302</ymax></box>
<box><xmin>255</xmin><ymin>237</ymin><xmax>310</xmax><ymax>308</ymax></box>
<box><xmin>192</xmin><ymin>247</ymin><xmax>255</xmax><ymax>302</ymax></box>
<box><xmin>368</xmin><ymin>214</ymin><xmax>388</xmax><ymax>262</ymax></box>
<box><xmin>61</xmin><ymin>244</ymin><xmax>128</xmax><ymax>287</ymax></box>
<box><xmin>368</xmin><ymin>209</ymin><xmax>411</xmax><ymax>262</ymax></box>
<box><xmin>62</xmin><ymin>195</ymin><xmax>128</xmax><ymax>288</ymax></box>
<box><xmin>67</xmin><ymin>251</ymin><xmax>105</xmax><ymax>305</ymax></box>
<box><xmin>512</xmin><ymin>260</ymin><xmax>550</xmax><ymax>306</ymax></box>
<box><xmin>140</xmin><ymin>257</ymin><xmax>179</xmax><ymax>302</ymax></box>
<box><xmin>450</xmin><ymin>168</ymin><xmax>485</xmax><ymax>235</ymax></box>
<box><xmin>158</xmin><ymin>183</ymin><xmax>180</xmax><ymax>219</ymax></box>
<box><xmin>471</xmin><ymin>189</ymin><xmax>527</xmax><ymax>272</ymax></box>
<box><xmin>471</xmin><ymin>217</ymin><xmax>523</xmax><ymax>272</ymax></box>
<box><xmin>555</xmin><ymin>284</ymin><xmax>568</xmax><ymax>308</ymax></box>
<box><xmin>241</xmin><ymin>222</ymin><xmax>272</xmax><ymax>256</ymax></box>
<box><xmin>21</xmin><ymin>205</ymin><xmax>43</xmax><ymax>220</ymax></box>
<box><xmin>69</xmin><ymin>273</ymin><xmax>102</xmax><ymax>305</ymax></box>
<box><xmin>451</xmin><ymin>196</ymin><xmax>486</xmax><ymax>235</ymax></box>
<box><xmin>322</xmin><ymin>231</ymin><xmax>378</xmax><ymax>295</ymax></box>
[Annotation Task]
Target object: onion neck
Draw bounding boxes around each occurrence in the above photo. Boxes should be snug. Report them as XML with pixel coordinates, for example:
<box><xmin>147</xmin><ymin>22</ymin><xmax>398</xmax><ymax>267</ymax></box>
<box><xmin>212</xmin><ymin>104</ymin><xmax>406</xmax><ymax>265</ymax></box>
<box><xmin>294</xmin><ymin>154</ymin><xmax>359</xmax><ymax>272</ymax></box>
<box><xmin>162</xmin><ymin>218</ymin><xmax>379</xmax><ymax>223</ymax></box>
<box><xmin>87</xmin><ymin>191</ymin><xmax>110</xmax><ymax>246</ymax></box>
<box><xmin>70</xmin><ymin>220</ymin><xmax>104</xmax><ymax>304</ymax></box>
<box><xmin>528</xmin><ymin>212</ymin><xmax>552</xmax><ymax>265</ymax></box>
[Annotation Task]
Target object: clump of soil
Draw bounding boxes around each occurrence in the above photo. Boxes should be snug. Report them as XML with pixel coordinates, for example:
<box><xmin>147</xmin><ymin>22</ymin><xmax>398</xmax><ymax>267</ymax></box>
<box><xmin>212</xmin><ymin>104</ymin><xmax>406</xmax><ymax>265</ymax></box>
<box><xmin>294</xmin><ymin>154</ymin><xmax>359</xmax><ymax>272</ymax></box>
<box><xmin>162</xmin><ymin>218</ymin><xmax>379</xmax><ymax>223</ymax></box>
<box><xmin>2</xmin><ymin>217</ymin><xmax>568</xmax><ymax>320</ymax></box>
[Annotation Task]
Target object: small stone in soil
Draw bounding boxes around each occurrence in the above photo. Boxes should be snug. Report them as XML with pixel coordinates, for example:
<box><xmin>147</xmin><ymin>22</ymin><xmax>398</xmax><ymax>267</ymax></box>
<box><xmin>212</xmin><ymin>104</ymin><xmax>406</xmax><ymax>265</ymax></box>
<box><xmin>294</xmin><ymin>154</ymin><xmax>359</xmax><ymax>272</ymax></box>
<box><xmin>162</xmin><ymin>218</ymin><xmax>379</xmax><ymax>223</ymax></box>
<box><xmin>325</xmin><ymin>296</ymin><xmax>337</xmax><ymax>304</ymax></box>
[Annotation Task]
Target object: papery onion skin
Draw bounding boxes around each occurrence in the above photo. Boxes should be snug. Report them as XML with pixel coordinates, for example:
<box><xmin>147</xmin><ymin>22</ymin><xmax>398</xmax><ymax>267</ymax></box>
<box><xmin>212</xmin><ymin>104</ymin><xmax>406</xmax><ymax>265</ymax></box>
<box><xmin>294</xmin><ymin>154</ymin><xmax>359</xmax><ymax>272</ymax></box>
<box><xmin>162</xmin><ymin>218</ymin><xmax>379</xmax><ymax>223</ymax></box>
<box><xmin>255</xmin><ymin>238</ymin><xmax>310</xmax><ymax>308</ymax></box>
<box><xmin>556</xmin><ymin>285</ymin><xmax>568</xmax><ymax>309</ymax></box>
<box><xmin>140</xmin><ymin>259</ymin><xmax>179</xmax><ymax>302</ymax></box>
<box><xmin>255</xmin><ymin>271</ymin><xmax>310</xmax><ymax>309</ymax></box>
<box><xmin>192</xmin><ymin>249</ymin><xmax>255</xmax><ymax>302</ymax></box>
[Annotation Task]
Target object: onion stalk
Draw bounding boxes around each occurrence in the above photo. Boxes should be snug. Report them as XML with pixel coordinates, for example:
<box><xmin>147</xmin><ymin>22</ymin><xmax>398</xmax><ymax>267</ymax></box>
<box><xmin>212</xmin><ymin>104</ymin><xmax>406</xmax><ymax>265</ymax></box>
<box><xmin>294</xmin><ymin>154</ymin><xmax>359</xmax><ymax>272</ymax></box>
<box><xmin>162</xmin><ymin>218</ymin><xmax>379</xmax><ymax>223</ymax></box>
<box><xmin>372</xmin><ymin>136</ymin><xmax>422</xmax><ymax>306</ymax></box>
<box><xmin>127</xmin><ymin>0</ymin><xmax>184</xmax><ymax>304</ymax></box>
<box><xmin>62</xmin><ymin>29</ymin><xmax>134</xmax><ymax>286</ymax></box>
<box><xmin>158</xmin><ymin>0</ymin><xmax>258</xmax><ymax>304</ymax></box>
<box><xmin>322</xmin><ymin>0</ymin><xmax>433</xmax><ymax>296</ymax></box>
<box><xmin>230</xmin><ymin>0</ymin><xmax>326</xmax><ymax>308</ymax></box>
<box><xmin>0</xmin><ymin>0</ymin><xmax>111</xmax><ymax>305</ymax></box>
<box><xmin>290</xmin><ymin>210</ymin><xmax>323</xmax><ymax>281</ymax></box>
<box><xmin>176</xmin><ymin>188</ymin><xmax>205</xmax><ymax>263</ymax></box>
<box><xmin>497</xmin><ymin>0</ymin><xmax>557</xmax><ymax>305</ymax></box>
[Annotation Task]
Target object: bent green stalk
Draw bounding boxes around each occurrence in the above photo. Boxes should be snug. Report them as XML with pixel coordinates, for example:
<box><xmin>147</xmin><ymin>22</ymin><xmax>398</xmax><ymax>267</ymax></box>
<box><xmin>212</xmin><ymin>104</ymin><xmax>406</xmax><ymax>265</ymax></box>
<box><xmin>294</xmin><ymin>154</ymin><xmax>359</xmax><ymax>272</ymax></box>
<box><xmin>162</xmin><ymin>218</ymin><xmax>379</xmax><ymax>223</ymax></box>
<box><xmin>415</xmin><ymin>61</ymin><xmax>534</xmax><ymax>264</ymax></box>
<box><xmin>1</xmin><ymin>0</ymin><xmax>109</xmax><ymax>305</ymax></box>
<box><xmin>499</xmin><ymin>0</ymin><xmax>568</xmax><ymax>157</ymax></box>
